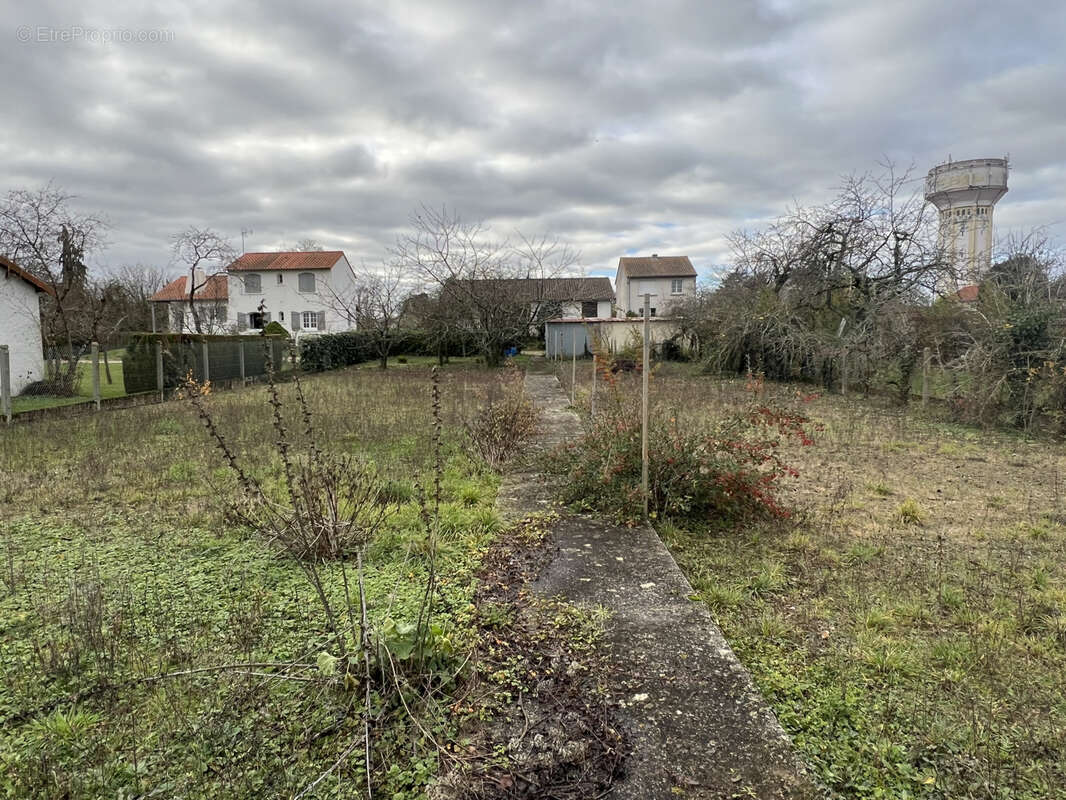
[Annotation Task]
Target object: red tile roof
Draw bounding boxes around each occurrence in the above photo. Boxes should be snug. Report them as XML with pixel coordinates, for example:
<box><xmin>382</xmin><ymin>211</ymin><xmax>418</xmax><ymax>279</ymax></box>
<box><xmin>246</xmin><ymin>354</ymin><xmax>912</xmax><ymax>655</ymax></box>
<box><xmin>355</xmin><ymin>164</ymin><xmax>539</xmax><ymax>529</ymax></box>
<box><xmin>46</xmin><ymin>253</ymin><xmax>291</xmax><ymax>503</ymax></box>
<box><xmin>952</xmin><ymin>284</ymin><xmax>979</xmax><ymax>303</ymax></box>
<box><xmin>228</xmin><ymin>251</ymin><xmax>344</xmax><ymax>271</ymax></box>
<box><xmin>150</xmin><ymin>273</ymin><xmax>229</xmax><ymax>302</ymax></box>
<box><xmin>1</xmin><ymin>255</ymin><xmax>54</xmax><ymax>295</ymax></box>
<box><xmin>618</xmin><ymin>255</ymin><xmax>696</xmax><ymax>278</ymax></box>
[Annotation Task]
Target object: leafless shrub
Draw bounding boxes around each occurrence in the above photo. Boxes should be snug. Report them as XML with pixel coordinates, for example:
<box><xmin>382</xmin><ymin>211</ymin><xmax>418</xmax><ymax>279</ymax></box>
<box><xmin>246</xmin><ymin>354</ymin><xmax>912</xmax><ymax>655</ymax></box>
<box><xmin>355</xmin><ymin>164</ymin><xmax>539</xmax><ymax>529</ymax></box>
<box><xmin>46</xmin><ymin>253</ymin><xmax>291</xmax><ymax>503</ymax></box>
<box><xmin>463</xmin><ymin>362</ymin><xmax>538</xmax><ymax>468</ymax></box>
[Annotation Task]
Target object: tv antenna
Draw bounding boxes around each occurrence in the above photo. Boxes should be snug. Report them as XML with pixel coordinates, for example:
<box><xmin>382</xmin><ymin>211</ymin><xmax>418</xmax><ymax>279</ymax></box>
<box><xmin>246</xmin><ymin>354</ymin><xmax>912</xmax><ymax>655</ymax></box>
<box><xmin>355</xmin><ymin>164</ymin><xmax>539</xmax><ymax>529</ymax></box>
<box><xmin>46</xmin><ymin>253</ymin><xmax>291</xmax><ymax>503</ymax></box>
<box><xmin>241</xmin><ymin>228</ymin><xmax>254</xmax><ymax>253</ymax></box>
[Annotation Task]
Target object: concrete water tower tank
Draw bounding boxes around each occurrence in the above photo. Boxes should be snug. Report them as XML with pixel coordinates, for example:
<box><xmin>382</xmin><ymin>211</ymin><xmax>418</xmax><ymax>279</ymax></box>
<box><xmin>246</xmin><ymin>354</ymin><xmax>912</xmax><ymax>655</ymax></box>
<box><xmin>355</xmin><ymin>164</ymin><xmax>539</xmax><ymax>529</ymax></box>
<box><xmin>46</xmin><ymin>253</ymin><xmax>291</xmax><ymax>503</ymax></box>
<box><xmin>924</xmin><ymin>157</ymin><xmax>1009</xmax><ymax>284</ymax></box>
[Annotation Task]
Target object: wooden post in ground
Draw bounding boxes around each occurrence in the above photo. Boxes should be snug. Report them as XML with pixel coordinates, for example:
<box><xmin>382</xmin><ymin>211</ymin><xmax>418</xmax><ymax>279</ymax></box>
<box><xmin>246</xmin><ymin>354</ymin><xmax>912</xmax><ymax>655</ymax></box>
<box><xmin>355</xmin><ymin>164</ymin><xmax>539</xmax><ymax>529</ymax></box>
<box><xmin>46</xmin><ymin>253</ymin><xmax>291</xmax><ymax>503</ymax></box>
<box><xmin>590</xmin><ymin>354</ymin><xmax>597</xmax><ymax>418</ymax></box>
<box><xmin>922</xmin><ymin>346</ymin><xmax>931</xmax><ymax>407</ymax></box>
<box><xmin>202</xmin><ymin>341</ymin><xmax>210</xmax><ymax>383</ymax></box>
<box><xmin>642</xmin><ymin>293</ymin><xmax>651</xmax><ymax>521</ymax></box>
<box><xmin>155</xmin><ymin>341</ymin><xmax>164</xmax><ymax>402</ymax></box>
<box><xmin>0</xmin><ymin>345</ymin><xmax>11</xmax><ymax>424</ymax></box>
<box><xmin>840</xmin><ymin>349</ymin><xmax>848</xmax><ymax>397</ymax></box>
<box><xmin>90</xmin><ymin>341</ymin><xmax>101</xmax><ymax>410</ymax></box>
<box><xmin>239</xmin><ymin>340</ymin><xmax>247</xmax><ymax>383</ymax></box>
<box><xmin>571</xmin><ymin>335</ymin><xmax>577</xmax><ymax>406</ymax></box>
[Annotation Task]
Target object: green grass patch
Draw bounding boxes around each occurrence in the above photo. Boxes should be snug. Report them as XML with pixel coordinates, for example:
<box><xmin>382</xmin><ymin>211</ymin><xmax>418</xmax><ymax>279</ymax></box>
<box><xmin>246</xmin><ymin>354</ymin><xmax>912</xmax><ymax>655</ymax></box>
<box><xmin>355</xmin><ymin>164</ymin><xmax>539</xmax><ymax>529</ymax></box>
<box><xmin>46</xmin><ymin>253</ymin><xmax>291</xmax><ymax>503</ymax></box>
<box><xmin>0</xmin><ymin>366</ymin><xmax>506</xmax><ymax>798</ymax></box>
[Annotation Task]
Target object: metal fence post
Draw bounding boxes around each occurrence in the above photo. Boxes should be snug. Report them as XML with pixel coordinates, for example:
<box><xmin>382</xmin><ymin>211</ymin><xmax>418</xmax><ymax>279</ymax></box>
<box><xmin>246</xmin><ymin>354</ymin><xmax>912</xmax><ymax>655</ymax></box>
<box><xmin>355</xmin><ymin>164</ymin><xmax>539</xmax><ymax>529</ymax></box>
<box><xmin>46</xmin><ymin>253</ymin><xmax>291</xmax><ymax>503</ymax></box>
<box><xmin>0</xmin><ymin>345</ymin><xmax>11</xmax><ymax>424</ymax></box>
<box><xmin>239</xmin><ymin>340</ymin><xmax>246</xmax><ymax>383</ymax></box>
<box><xmin>202</xmin><ymin>341</ymin><xmax>210</xmax><ymax>383</ymax></box>
<box><xmin>156</xmin><ymin>341</ymin><xmax>164</xmax><ymax>402</ymax></box>
<box><xmin>922</xmin><ymin>346</ymin><xmax>931</xmax><ymax>407</ymax></box>
<box><xmin>91</xmin><ymin>341</ymin><xmax>101</xmax><ymax>410</ymax></box>
<box><xmin>642</xmin><ymin>294</ymin><xmax>651</xmax><ymax>520</ymax></box>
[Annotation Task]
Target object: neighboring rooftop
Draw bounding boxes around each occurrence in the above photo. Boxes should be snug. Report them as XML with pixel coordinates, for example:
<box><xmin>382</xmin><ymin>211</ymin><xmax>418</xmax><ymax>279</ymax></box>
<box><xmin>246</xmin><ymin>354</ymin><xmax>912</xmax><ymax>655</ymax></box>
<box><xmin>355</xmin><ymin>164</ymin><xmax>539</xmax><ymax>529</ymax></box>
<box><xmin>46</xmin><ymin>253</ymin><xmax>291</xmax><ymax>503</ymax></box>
<box><xmin>618</xmin><ymin>255</ymin><xmax>696</xmax><ymax>278</ymax></box>
<box><xmin>150</xmin><ymin>274</ymin><xmax>229</xmax><ymax>302</ymax></box>
<box><xmin>449</xmin><ymin>276</ymin><xmax>615</xmax><ymax>302</ymax></box>
<box><xmin>1</xmin><ymin>255</ymin><xmax>55</xmax><ymax>295</ymax></box>
<box><xmin>228</xmin><ymin>251</ymin><xmax>345</xmax><ymax>271</ymax></box>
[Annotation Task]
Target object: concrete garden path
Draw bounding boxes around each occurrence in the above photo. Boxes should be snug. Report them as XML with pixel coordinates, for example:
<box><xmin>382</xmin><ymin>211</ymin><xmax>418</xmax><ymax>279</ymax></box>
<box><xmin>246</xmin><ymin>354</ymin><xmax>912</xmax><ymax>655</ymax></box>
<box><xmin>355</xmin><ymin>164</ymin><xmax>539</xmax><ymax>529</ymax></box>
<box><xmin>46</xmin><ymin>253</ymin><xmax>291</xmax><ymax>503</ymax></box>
<box><xmin>497</xmin><ymin>370</ymin><xmax>821</xmax><ymax>800</ymax></box>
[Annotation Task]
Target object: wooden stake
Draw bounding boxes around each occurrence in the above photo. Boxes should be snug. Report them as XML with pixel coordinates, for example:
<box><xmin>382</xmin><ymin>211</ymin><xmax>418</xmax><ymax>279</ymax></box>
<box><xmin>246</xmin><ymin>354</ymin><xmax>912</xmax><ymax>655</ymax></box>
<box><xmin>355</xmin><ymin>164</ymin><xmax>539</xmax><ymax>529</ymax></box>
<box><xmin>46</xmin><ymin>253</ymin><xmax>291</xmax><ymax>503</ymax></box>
<box><xmin>0</xmin><ymin>345</ymin><xmax>11</xmax><ymax>424</ymax></box>
<box><xmin>642</xmin><ymin>293</ymin><xmax>651</xmax><ymax>520</ymax></box>
<box><xmin>91</xmin><ymin>341</ymin><xmax>101</xmax><ymax>410</ymax></box>
<box><xmin>922</xmin><ymin>346</ymin><xmax>931</xmax><ymax>407</ymax></box>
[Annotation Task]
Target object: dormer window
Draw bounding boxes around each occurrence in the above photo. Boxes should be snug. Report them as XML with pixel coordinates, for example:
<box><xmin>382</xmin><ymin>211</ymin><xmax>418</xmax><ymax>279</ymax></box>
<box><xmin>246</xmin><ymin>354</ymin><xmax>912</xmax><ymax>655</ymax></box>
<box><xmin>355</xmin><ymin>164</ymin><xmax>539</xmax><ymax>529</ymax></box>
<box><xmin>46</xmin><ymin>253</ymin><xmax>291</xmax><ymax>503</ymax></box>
<box><xmin>298</xmin><ymin>272</ymin><xmax>316</xmax><ymax>293</ymax></box>
<box><xmin>244</xmin><ymin>273</ymin><xmax>262</xmax><ymax>293</ymax></box>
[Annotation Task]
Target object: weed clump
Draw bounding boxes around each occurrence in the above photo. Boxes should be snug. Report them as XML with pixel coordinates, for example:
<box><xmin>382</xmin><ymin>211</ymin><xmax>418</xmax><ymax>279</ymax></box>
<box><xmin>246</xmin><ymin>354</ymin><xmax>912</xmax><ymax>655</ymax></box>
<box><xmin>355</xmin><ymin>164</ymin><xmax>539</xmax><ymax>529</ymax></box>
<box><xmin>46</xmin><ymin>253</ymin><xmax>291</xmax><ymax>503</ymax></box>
<box><xmin>552</xmin><ymin>370</ymin><xmax>812</xmax><ymax>524</ymax></box>
<box><xmin>464</xmin><ymin>361</ymin><xmax>538</xmax><ymax>468</ymax></box>
<box><xmin>896</xmin><ymin>498</ymin><xmax>925</xmax><ymax>526</ymax></box>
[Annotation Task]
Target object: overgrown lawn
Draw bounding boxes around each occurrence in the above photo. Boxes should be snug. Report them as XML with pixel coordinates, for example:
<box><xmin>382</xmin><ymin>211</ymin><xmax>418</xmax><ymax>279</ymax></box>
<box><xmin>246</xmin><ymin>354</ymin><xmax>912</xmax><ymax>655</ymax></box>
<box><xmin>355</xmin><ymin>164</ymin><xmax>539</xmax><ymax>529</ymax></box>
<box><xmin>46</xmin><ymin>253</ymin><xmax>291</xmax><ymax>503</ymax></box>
<box><xmin>0</xmin><ymin>365</ymin><xmax>504</xmax><ymax>798</ymax></box>
<box><xmin>654</xmin><ymin>369</ymin><xmax>1066</xmax><ymax>799</ymax></box>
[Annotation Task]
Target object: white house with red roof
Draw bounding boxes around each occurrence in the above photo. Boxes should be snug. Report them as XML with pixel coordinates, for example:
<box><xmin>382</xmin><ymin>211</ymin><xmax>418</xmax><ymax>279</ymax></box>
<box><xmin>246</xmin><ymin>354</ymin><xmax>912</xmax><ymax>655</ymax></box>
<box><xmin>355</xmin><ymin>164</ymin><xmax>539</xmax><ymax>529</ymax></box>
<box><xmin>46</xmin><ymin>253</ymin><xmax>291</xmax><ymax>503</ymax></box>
<box><xmin>0</xmin><ymin>256</ymin><xmax>55</xmax><ymax>393</ymax></box>
<box><xmin>149</xmin><ymin>272</ymin><xmax>230</xmax><ymax>333</ymax></box>
<box><xmin>150</xmin><ymin>251</ymin><xmax>360</xmax><ymax>334</ymax></box>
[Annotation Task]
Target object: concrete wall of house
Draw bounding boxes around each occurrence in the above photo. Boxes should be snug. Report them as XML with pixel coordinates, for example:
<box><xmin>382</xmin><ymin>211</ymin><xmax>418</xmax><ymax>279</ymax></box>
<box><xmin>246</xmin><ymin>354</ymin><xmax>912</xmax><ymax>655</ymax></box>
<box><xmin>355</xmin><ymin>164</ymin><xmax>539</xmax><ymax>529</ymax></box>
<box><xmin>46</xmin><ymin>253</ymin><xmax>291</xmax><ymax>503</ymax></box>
<box><xmin>599</xmin><ymin>319</ymin><xmax>680</xmax><ymax>353</ymax></box>
<box><xmin>160</xmin><ymin>300</ymin><xmax>229</xmax><ymax>333</ymax></box>
<box><xmin>619</xmin><ymin>276</ymin><xmax>696</xmax><ymax>315</ymax></box>
<box><xmin>227</xmin><ymin>255</ymin><xmax>360</xmax><ymax>333</ymax></box>
<box><xmin>0</xmin><ymin>275</ymin><xmax>46</xmax><ymax>393</ymax></box>
<box><xmin>535</xmin><ymin>298</ymin><xmax>614</xmax><ymax>320</ymax></box>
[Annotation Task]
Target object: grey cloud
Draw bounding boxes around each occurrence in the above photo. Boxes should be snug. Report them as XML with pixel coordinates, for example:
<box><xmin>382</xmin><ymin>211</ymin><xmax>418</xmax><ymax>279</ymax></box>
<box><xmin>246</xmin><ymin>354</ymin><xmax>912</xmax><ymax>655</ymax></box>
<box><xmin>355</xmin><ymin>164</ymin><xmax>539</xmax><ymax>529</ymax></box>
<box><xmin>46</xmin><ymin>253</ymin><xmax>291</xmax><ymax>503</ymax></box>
<box><xmin>0</xmin><ymin>0</ymin><xmax>1063</xmax><ymax>276</ymax></box>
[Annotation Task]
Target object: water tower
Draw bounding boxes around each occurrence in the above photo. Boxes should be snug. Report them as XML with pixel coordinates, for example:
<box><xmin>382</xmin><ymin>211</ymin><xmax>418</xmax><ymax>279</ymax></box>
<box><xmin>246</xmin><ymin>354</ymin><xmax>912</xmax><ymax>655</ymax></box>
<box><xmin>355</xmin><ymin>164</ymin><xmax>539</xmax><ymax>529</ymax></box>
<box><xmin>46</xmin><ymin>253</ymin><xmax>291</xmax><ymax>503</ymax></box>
<box><xmin>924</xmin><ymin>157</ymin><xmax>1009</xmax><ymax>286</ymax></box>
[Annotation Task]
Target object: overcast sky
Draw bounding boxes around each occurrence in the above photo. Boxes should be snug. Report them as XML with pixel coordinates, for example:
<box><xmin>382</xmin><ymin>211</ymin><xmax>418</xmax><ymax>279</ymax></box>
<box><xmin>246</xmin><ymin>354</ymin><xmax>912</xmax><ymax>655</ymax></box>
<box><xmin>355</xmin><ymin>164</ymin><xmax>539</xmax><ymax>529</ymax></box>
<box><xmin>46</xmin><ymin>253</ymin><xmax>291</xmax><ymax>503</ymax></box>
<box><xmin>3</xmin><ymin>0</ymin><xmax>1064</xmax><ymax>282</ymax></box>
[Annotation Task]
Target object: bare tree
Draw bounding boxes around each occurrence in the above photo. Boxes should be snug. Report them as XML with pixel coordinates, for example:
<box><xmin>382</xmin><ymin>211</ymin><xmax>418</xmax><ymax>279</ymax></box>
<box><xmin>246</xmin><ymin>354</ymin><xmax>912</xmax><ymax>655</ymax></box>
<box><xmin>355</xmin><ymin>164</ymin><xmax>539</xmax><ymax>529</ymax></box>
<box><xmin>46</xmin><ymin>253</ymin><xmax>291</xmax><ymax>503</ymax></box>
<box><xmin>360</xmin><ymin>262</ymin><xmax>412</xmax><ymax>369</ymax></box>
<box><xmin>171</xmin><ymin>227</ymin><xmax>236</xmax><ymax>333</ymax></box>
<box><xmin>699</xmin><ymin>162</ymin><xmax>950</xmax><ymax>392</ymax></box>
<box><xmin>291</xmin><ymin>238</ymin><xmax>324</xmax><ymax>252</ymax></box>
<box><xmin>0</xmin><ymin>183</ymin><xmax>108</xmax><ymax>392</ymax></box>
<box><xmin>392</xmin><ymin>206</ymin><xmax>578</xmax><ymax>366</ymax></box>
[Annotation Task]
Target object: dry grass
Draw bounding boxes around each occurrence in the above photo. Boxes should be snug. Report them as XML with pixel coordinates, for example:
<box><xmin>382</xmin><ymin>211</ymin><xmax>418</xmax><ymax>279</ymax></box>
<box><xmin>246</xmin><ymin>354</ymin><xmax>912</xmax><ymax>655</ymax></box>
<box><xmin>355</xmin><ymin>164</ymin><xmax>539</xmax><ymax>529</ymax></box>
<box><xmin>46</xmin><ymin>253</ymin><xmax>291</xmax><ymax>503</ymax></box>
<box><xmin>651</xmin><ymin>365</ymin><xmax>1066</xmax><ymax>799</ymax></box>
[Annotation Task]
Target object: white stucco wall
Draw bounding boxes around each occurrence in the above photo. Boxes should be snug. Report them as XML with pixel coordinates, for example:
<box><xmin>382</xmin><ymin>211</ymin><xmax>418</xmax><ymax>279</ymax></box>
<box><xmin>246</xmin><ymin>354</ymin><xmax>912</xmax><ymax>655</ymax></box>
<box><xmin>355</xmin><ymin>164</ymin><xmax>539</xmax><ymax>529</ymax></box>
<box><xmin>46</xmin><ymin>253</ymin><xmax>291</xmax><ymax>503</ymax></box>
<box><xmin>227</xmin><ymin>254</ymin><xmax>360</xmax><ymax>333</ymax></box>
<box><xmin>618</xmin><ymin>276</ymin><xmax>695</xmax><ymax>315</ymax></box>
<box><xmin>0</xmin><ymin>274</ymin><xmax>46</xmax><ymax>393</ymax></box>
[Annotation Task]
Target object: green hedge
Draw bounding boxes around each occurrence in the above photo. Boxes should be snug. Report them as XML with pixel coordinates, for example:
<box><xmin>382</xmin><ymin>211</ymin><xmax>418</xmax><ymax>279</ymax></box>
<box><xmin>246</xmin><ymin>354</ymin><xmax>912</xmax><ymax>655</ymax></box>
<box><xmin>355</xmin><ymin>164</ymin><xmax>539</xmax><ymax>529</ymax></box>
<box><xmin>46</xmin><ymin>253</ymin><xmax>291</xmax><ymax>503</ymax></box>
<box><xmin>298</xmin><ymin>329</ymin><xmax>484</xmax><ymax>371</ymax></box>
<box><xmin>122</xmin><ymin>334</ymin><xmax>285</xmax><ymax>393</ymax></box>
<box><xmin>298</xmin><ymin>331</ymin><xmax>375</xmax><ymax>372</ymax></box>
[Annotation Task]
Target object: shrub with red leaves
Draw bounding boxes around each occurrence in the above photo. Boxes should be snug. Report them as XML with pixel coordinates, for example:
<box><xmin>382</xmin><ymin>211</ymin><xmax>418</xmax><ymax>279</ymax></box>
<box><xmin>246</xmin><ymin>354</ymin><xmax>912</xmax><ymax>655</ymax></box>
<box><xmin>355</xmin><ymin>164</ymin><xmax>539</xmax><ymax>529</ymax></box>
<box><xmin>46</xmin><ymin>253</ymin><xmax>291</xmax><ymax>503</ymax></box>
<box><xmin>551</xmin><ymin>383</ymin><xmax>813</xmax><ymax>524</ymax></box>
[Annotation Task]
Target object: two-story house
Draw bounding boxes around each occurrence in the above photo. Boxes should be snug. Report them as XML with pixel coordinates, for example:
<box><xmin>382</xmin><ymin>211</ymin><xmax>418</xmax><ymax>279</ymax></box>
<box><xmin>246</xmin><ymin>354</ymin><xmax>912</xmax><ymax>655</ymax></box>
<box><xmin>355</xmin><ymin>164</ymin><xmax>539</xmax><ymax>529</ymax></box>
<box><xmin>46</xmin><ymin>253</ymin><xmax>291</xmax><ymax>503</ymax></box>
<box><xmin>227</xmin><ymin>250</ymin><xmax>358</xmax><ymax>333</ymax></box>
<box><xmin>614</xmin><ymin>254</ymin><xmax>697</xmax><ymax>316</ymax></box>
<box><xmin>149</xmin><ymin>272</ymin><xmax>229</xmax><ymax>333</ymax></box>
<box><xmin>151</xmin><ymin>251</ymin><xmax>360</xmax><ymax>334</ymax></box>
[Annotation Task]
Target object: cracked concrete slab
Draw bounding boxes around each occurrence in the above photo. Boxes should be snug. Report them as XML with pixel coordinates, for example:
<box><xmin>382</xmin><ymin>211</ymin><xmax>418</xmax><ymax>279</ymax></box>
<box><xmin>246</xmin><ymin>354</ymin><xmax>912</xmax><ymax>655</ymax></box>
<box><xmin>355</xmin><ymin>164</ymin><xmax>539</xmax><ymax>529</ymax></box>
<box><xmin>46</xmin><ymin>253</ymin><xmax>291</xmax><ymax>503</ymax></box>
<box><xmin>499</xmin><ymin>368</ymin><xmax>821</xmax><ymax>799</ymax></box>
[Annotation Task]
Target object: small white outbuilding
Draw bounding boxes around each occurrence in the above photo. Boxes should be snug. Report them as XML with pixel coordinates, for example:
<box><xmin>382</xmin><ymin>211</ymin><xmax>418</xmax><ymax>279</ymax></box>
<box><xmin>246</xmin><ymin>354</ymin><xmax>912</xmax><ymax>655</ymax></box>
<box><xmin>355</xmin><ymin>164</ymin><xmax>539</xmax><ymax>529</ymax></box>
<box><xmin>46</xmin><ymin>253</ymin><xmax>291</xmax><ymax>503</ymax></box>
<box><xmin>0</xmin><ymin>256</ymin><xmax>54</xmax><ymax>394</ymax></box>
